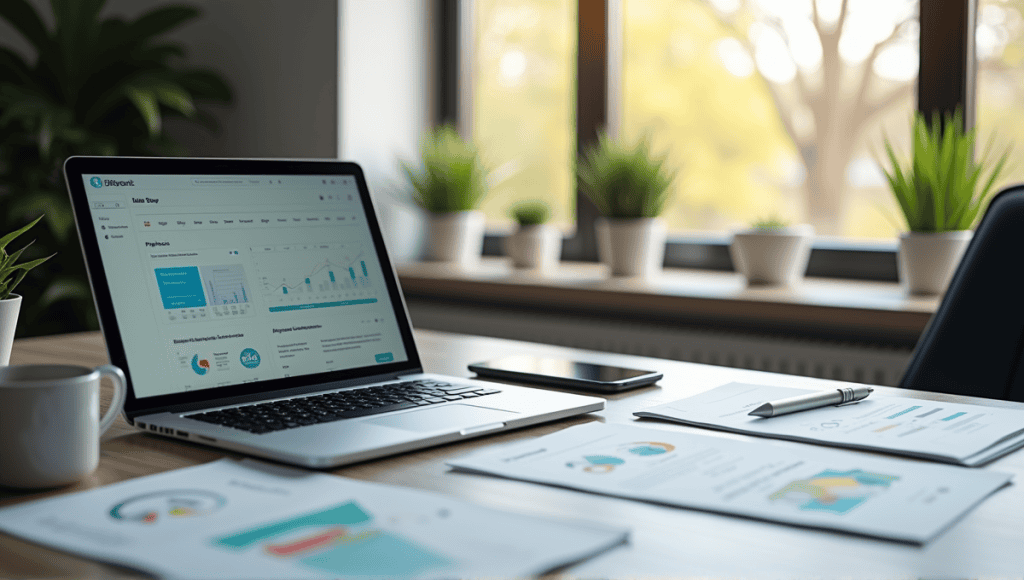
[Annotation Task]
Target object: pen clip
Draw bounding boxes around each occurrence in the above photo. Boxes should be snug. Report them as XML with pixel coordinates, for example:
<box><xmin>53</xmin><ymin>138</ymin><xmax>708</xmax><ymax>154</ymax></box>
<box><xmin>835</xmin><ymin>400</ymin><xmax>862</xmax><ymax>407</ymax></box>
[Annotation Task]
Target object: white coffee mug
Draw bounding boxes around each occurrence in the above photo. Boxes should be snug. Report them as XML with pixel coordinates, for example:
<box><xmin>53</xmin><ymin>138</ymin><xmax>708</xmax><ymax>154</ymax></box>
<box><xmin>0</xmin><ymin>364</ymin><xmax>127</xmax><ymax>489</ymax></box>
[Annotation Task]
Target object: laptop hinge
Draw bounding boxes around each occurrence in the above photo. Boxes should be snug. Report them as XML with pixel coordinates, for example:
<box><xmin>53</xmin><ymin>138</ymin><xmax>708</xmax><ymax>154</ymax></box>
<box><xmin>127</xmin><ymin>368</ymin><xmax>423</xmax><ymax>420</ymax></box>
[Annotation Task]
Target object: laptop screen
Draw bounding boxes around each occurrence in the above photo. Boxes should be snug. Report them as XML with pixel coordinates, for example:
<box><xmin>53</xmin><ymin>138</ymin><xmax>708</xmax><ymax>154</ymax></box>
<box><xmin>77</xmin><ymin>171</ymin><xmax>410</xmax><ymax>400</ymax></box>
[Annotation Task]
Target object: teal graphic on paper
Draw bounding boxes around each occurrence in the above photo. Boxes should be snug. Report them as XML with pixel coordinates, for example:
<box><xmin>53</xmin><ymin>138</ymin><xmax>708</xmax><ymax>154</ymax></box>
<box><xmin>214</xmin><ymin>501</ymin><xmax>452</xmax><ymax>577</ymax></box>
<box><xmin>769</xmin><ymin>469</ymin><xmax>900</xmax><ymax>515</ymax></box>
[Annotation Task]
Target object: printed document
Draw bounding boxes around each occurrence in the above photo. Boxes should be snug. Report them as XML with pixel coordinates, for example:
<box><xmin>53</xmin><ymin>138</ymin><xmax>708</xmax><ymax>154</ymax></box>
<box><xmin>0</xmin><ymin>459</ymin><xmax>627</xmax><ymax>579</ymax></box>
<box><xmin>448</xmin><ymin>422</ymin><xmax>1011</xmax><ymax>544</ymax></box>
<box><xmin>635</xmin><ymin>382</ymin><xmax>1024</xmax><ymax>466</ymax></box>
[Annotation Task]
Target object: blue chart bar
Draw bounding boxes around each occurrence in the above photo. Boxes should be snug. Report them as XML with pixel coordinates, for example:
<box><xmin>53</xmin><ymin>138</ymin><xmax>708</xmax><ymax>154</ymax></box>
<box><xmin>886</xmin><ymin>406</ymin><xmax>921</xmax><ymax>420</ymax></box>
<box><xmin>269</xmin><ymin>298</ymin><xmax>378</xmax><ymax>312</ymax></box>
<box><xmin>942</xmin><ymin>412</ymin><xmax>967</xmax><ymax>422</ymax></box>
<box><xmin>329</xmin><ymin>271</ymin><xmax>335</xmax><ymax>282</ymax></box>
<box><xmin>361</xmin><ymin>261</ymin><xmax>368</xmax><ymax>277</ymax></box>
<box><xmin>283</xmin><ymin>287</ymin><xmax>288</xmax><ymax>294</ymax></box>
<box><xmin>349</xmin><ymin>267</ymin><xmax>356</xmax><ymax>280</ymax></box>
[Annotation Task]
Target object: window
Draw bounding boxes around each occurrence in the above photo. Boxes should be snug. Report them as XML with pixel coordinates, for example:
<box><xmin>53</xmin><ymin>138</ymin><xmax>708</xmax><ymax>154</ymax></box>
<box><xmin>622</xmin><ymin>0</ymin><xmax>918</xmax><ymax>239</ymax></box>
<box><xmin>977</xmin><ymin>0</ymin><xmax>1024</xmax><ymax>191</ymax></box>
<box><xmin>454</xmin><ymin>0</ymin><xmax>979</xmax><ymax>278</ymax></box>
<box><xmin>471</xmin><ymin>0</ymin><xmax>577</xmax><ymax>227</ymax></box>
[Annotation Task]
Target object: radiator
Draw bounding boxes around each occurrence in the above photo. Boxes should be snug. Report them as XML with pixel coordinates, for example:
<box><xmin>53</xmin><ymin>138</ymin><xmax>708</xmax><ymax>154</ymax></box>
<box><xmin>406</xmin><ymin>300</ymin><xmax>914</xmax><ymax>386</ymax></box>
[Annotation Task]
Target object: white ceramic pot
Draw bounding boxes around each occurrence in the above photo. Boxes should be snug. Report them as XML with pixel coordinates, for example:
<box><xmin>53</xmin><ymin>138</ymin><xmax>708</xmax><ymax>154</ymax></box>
<box><xmin>425</xmin><ymin>210</ymin><xmax>485</xmax><ymax>268</ymax></box>
<box><xmin>504</xmin><ymin>224</ymin><xmax>562</xmax><ymax>271</ymax></box>
<box><xmin>596</xmin><ymin>217</ymin><xmax>667</xmax><ymax>277</ymax></box>
<box><xmin>0</xmin><ymin>294</ymin><xmax>22</xmax><ymax>365</ymax></box>
<box><xmin>730</xmin><ymin>225</ymin><xmax>814</xmax><ymax>286</ymax></box>
<box><xmin>898</xmin><ymin>230</ymin><xmax>973</xmax><ymax>296</ymax></box>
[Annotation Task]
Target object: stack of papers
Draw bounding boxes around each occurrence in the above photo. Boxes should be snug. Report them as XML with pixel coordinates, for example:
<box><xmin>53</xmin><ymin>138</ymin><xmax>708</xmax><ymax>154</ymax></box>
<box><xmin>448</xmin><ymin>422</ymin><xmax>1012</xmax><ymax>544</ymax></box>
<box><xmin>0</xmin><ymin>459</ymin><xmax>627</xmax><ymax>579</ymax></box>
<box><xmin>635</xmin><ymin>382</ymin><xmax>1024</xmax><ymax>466</ymax></box>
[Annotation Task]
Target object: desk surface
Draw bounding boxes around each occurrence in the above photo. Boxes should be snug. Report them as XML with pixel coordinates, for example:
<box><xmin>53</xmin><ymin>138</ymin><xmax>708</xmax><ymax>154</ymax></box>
<box><xmin>2</xmin><ymin>330</ymin><xmax>1023</xmax><ymax>578</ymax></box>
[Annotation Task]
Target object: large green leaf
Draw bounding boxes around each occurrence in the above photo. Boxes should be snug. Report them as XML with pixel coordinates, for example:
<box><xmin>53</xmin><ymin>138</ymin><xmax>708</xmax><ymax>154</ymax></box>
<box><xmin>129</xmin><ymin>6</ymin><xmax>200</xmax><ymax>41</ymax></box>
<box><xmin>50</xmin><ymin>0</ymin><xmax>106</xmax><ymax>95</ymax></box>
<box><xmin>0</xmin><ymin>0</ymin><xmax>51</xmax><ymax>53</ymax></box>
<box><xmin>0</xmin><ymin>215</ymin><xmax>42</xmax><ymax>252</ymax></box>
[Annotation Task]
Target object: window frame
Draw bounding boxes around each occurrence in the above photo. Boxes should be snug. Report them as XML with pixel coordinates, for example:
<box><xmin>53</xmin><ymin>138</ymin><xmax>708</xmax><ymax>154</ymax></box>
<box><xmin>441</xmin><ymin>0</ymin><xmax>978</xmax><ymax>282</ymax></box>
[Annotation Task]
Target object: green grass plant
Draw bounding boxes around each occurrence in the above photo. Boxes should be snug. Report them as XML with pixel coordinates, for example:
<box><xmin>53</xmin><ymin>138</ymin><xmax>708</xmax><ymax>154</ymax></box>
<box><xmin>0</xmin><ymin>216</ymin><xmax>54</xmax><ymax>300</ymax></box>
<box><xmin>751</xmin><ymin>216</ymin><xmax>789</xmax><ymax>231</ymax></box>
<box><xmin>878</xmin><ymin>110</ymin><xmax>1012</xmax><ymax>233</ymax></box>
<box><xmin>577</xmin><ymin>132</ymin><xmax>676</xmax><ymax>219</ymax></box>
<box><xmin>510</xmin><ymin>201</ymin><xmax>550</xmax><ymax>226</ymax></box>
<box><xmin>401</xmin><ymin>125</ymin><xmax>488</xmax><ymax>213</ymax></box>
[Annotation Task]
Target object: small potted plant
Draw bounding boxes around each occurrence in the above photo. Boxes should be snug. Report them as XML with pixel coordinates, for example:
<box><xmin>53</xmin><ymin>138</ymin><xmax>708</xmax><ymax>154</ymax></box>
<box><xmin>877</xmin><ymin>110</ymin><xmax>1011</xmax><ymax>295</ymax></box>
<box><xmin>401</xmin><ymin>125</ymin><xmax>489</xmax><ymax>268</ymax></box>
<box><xmin>730</xmin><ymin>216</ymin><xmax>814</xmax><ymax>286</ymax></box>
<box><xmin>504</xmin><ymin>201</ymin><xmax>561</xmax><ymax>271</ymax></box>
<box><xmin>0</xmin><ymin>216</ymin><xmax>54</xmax><ymax>364</ymax></box>
<box><xmin>577</xmin><ymin>132</ymin><xmax>676</xmax><ymax>277</ymax></box>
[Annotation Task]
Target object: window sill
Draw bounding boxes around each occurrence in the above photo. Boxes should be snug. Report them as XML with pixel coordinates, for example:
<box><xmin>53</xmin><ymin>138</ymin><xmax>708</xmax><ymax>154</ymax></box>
<box><xmin>396</xmin><ymin>258</ymin><xmax>938</xmax><ymax>347</ymax></box>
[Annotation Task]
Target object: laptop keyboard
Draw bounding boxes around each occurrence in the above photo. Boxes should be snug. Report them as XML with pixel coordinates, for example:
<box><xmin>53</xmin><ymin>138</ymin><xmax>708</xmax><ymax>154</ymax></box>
<box><xmin>185</xmin><ymin>380</ymin><xmax>501</xmax><ymax>435</ymax></box>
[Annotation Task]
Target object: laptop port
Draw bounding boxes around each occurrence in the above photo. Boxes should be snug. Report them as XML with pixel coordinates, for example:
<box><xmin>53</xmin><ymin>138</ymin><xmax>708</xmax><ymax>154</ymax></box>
<box><xmin>176</xmin><ymin>431</ymin><xmax>189</xmax><ymax>438</ymax></box>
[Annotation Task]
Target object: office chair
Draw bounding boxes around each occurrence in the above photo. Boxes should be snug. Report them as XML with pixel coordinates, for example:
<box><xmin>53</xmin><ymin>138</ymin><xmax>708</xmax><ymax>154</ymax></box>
<box><xmin>899</xmin><ymin>184</ymin><xmax>1024</xmax><ymax>402</ymax></box>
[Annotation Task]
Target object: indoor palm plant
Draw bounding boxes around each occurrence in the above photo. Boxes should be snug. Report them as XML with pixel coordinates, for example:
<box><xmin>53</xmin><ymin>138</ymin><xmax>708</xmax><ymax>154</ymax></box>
<box><xmin>505</xmin><ymin>201</ymin><xmax>561</xmax><ymax>271</ymax></box>
<box><xmin>401</xmin><ymin>125</ymin><xmax>489</xmax><ymax>268</ymax></box>
<box><xmin>878</xmin><ymin>110</ymin><xmax>1011</xmax><ymax>295</ymax></box>
<box><xmin>730</xmin><ymin>215</ymin><xmax>814</xmax><ymax>286</ymax></box>
<box><xmin>577</xmin><ymin>132</ymin><xmax>675</xmax><ymax>277</ymax></box>
<box><xmin>0</xmin><ymin>0</ymin><xmax>232</xmax><ymax>335</ymax></box>
<box><xmin>0</xmin><ymin>216</ymin><xmax>53</xmax><ymax>363</ymax></box>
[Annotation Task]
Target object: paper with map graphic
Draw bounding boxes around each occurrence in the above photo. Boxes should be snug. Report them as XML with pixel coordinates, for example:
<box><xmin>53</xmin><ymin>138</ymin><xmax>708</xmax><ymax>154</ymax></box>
<box><xmin>634</xmin><ymin>382</ymin><xmax>1024</xmax><ymax>466</ymax></box>
<box><xmin>448</xmin><ymin>422</ymin><xmax>1012</xmax><ymax>543</ymax></box>
<box><xmin>0</xmin><ymin>459</ymin><xmax>627</xmax><ymax>579</ymax></box>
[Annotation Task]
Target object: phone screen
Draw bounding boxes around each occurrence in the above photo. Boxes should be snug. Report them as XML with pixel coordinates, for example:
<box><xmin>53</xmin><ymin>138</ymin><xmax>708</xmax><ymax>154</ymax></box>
<box><xmin>475</xmin><ymin>355</ymin><xmax>656</xmax><ymax>383</ymax></box>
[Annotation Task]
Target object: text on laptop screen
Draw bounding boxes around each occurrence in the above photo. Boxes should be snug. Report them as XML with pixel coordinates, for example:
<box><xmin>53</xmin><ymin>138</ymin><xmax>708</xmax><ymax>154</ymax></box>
<box><xmin>82</xmin><ymin>174</ymin><xmax>409</xmax><ymax>398</ymax></box>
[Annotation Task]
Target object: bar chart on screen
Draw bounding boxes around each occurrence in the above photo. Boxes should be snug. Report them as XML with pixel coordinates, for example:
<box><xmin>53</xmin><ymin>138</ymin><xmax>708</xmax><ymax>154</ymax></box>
<box><xmin>253</xmin><ymin>243</ymin><xmax>379</xmax><ymax>313</ymax></box>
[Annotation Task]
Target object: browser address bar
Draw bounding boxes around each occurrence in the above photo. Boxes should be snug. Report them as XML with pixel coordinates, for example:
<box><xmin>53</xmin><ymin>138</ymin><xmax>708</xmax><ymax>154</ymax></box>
<box><xmin>191</xmin><ymin>178</ymin><xmax>259</xmax><ymax>186</ymax></box>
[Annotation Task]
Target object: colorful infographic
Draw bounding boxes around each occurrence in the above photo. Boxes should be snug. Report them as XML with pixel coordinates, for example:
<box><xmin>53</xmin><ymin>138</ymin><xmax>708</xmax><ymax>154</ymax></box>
<box><xmin>213</xmin><ymin>501</ymin><xmax>453</xmax><ymax>577</ymax></box>
<box><xmin>566</xmin><ymin>441</ymin><xmax>676</xmax><ymax>474</ymax></box>
<box><xmin>109</xmin><ymin>490</ymin><xmax>227</xmax><ymax>524</ymax></box>
<box><xmin>769</xmin><ymin>469</ymin><xmax>900</xmax><ymax>515</ymax></box>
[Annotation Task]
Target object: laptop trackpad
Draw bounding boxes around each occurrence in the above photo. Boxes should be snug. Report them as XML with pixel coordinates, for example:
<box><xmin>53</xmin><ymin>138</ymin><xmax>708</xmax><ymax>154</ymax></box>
<box><xmin>367</xmin><ymin>404</ymin><xmax>517</xmax><ymax>432</ymax></box>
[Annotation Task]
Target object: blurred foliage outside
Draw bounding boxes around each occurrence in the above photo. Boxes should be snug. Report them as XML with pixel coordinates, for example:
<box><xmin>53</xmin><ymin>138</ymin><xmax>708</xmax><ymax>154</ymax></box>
<box><xmin>474</xmin><ymin>0</ymin><xmax>1024</xmax><ymax>240</ymax></box>
<box><xmin>473</xmin><ymin>0</ymin><xmax>576</xmax><ymax>228</ymax></box>
<box><xmin>0</xmin><ymin>0</ymin><xmax>231</xmax><ymax>337</ymax></box>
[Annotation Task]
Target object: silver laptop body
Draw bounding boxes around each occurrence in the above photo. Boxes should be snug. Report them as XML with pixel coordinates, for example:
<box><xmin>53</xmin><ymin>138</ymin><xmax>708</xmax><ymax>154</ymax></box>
<box><xmin>64</xmin><ymin>157</ymin><xmax>603</xmax><ymax>468</ymax></box>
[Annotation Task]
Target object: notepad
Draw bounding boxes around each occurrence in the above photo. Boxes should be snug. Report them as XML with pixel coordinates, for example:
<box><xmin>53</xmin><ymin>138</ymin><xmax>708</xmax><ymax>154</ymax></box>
<box><xmin>634</xmin><ymin>382</ymin><xmax>1024</xmax><ymax>466</ymax></box>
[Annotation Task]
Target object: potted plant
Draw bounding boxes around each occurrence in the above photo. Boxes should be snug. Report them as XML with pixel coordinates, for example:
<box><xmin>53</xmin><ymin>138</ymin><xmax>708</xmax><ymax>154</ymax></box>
<box><xmin>401</xmin><ymin>125</ymin><xmax>489</xmax><ymax>268</ymax></box>
<box><xmin>0</xmin><ymin>216</ymin><xmax>54</xmax><ymax>364</ymax></box>
<box><xmin>577</xmin><ymin>132</ymin><xmax>676</xmax><ymax>277</ymax></box>
<box><xmin>0</xmin><ymin>0</ymin><xmax>232</xmax><ymax>336</ymax></box>
<box><xmin>878</xmin><ymin>110</ymin><xmax>1011</xmax><ymax>295</ymax></box>
<box><xmin>730</xmin><ymin>216</ymin><xmax>814</xmax><ymax>286</ymax></box>
<box><xmin>504</xmin><ymin>201</ymin><xmax>561</xmax><ymax>271</ymax></box>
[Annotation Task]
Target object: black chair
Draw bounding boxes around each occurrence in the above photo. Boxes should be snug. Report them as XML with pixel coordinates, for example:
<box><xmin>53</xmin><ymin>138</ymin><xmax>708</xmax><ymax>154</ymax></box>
<box><xmin>899</xmin><ymin>184</ymin><xmax>1024</xmax><ymax>402</ymax></box>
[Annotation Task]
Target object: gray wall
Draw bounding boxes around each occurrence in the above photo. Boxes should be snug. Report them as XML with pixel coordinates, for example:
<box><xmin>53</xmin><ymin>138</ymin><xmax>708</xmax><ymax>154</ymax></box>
<box><xmin>0</xmin><ymin>0</ymin><xmax>339</xmax><ymax>158</ymax></box>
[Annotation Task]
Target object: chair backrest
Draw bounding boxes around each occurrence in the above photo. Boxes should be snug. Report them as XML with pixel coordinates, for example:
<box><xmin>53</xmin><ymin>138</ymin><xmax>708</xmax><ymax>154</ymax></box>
<box><xmin>899</xmin><ymin>184</ymin><xmax>1024</xmax><ymax>402</ymax></box>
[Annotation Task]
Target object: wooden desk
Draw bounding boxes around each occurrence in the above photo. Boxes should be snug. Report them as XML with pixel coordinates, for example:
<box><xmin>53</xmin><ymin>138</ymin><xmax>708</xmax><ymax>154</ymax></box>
<box><xmin>2</xmin><ymin>330</ymin><xmax>1023</xmax><ymax>578</ymax></box>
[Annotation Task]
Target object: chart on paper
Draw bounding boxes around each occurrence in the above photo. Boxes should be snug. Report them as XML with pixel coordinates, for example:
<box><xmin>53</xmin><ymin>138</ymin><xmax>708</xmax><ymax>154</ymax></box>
<box><xmin>252</xmin><ymin>243</ymin><xmax>379</xmax><ymax>313</ymax></box>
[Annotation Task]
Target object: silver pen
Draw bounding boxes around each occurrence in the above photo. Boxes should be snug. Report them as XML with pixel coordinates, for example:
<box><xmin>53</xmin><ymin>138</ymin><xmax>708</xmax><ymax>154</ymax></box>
<box><xmin>748</xmin><ymin>386</ymin><xmax>874</xmax><ymax>418</ymax></box>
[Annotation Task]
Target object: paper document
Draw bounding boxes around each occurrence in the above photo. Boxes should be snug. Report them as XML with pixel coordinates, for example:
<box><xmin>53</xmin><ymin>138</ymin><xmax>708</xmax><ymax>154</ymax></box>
<box><xmin>0</xmin><ymin>459</ymin><xmax>627</xmax><ymax>579</ymax></box>
<box><xmin>635</xmin><ymin>382</ymin><xmax>1024</xmax><ymax>466</ymax></box>
<box><xmin>448</xmin><ymin>422</ymin><xmax>1011</xmax><ymax>544</ymax></box>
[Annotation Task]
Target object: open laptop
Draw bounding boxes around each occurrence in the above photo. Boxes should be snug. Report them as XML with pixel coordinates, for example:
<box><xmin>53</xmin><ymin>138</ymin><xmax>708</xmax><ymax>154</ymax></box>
<box><xmin>63</xmin><ymin>157</ymin><xmax>603</xmax><ymax>468</ymax></box>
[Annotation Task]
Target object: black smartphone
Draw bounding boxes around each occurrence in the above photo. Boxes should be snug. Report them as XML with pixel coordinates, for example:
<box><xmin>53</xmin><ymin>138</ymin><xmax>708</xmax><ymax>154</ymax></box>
<box><xmin>468</xmin><ymin>355</ymin><xmax>662</xmax><ymax>392</ymax></box>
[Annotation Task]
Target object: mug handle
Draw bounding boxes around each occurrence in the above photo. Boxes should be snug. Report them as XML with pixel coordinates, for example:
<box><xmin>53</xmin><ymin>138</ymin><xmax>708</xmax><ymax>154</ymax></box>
<box><xmin>95</xmin><ymin>364</ymin><xmax>127</xmax><ymax>436</ymax></box>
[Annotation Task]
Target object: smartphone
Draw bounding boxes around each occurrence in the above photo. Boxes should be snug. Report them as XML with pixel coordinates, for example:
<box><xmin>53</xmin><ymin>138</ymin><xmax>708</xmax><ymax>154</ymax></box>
<box><xmin>468</xmin><ymin>355</ymin><xmax>662</xmax><ymax>392</ymax></box>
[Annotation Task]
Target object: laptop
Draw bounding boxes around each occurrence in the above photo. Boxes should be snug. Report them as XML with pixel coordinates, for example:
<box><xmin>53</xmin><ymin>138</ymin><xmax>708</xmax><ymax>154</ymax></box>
<box><xmin>63</xmin><ymin>157</ymin><xmax>603</xmax><ymax>468</ymax></box>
